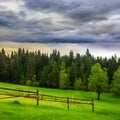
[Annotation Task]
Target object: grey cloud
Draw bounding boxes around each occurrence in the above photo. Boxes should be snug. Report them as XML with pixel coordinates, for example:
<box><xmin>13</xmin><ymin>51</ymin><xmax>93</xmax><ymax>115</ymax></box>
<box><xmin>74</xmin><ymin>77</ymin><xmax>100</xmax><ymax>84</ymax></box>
<box><xmin>0</xmin><ymin>11</ymin><xmax>47</xmax><ymax>31</ymax></box>
<box><xmin>88</xmin><ymin>24</ymin><xmax>116</xmax><ymax>34</ymax></box>
<box><xmin>25</xmin><ymin>0</ymin><xmax>60</xmax><ymax>11</ymax></box>
<box><xmin>0</xmin><ymin>19</ymin><xmax>10</xmax><ymax>27</ymax></box>
<box><xmin>66</xmin><ymin>11</ymin><xmax>108</xmax><ymax>23</ymax></box>
<box><xmin>0</xmin><ymin>11</ymin><xmax>20</xmax><ymax>29</ymax></box>
<box><xmin>108</xmin><ymin>32</ymin><xmax>120</xmax><ymax>40</ymax></box>
<box><xmin>18</xmin><ymin>11</ymin><xmax>26</xmax><ymax>17</ymax></box>
<box><xmin>0</xmin><ymin>0</ymin><xmax>120</xmax><ymax>43</ymax></box>
<box><xmin>94</xmin><ymin>17</ymin><xmax>108</xmax><ymax>21</ymax></box>
<box><xmin>0</xmin><ymin>10</ymin><xmax>75</xmax><ymax>42</ymax></box>
<box><xmin>65</xmin><ymin>1</ymin><xmax>120</xmax><ymax>23</ymax></box>
<box><xmin>25</xmin><ymin>0</ymin><xmax>120</xmax><ymax>23</ymax></box>
<box><xmin>25</xmin><ymin>0</ymin><xmax>80</xmax><ymax>12</ymax></box>
<box><xmin>0</xmin><ymin>5</ymin><xmax>5</xmax><ymax>9</ymax></box>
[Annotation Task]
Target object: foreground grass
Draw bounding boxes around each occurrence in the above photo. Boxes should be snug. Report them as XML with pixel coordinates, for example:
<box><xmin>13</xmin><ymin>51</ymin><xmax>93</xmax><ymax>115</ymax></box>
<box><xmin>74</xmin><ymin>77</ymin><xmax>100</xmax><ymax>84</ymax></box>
<box><xmin>0</xmin><ymin>82</ymin><xmax>120</xmax><ymax>120</ymax></box>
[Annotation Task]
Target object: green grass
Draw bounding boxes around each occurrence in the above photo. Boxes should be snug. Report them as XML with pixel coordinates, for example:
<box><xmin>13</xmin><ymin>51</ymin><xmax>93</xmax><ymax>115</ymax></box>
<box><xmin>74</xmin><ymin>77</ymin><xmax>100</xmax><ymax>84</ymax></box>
<box><xmin>0</xmin><ymin>82</ymin><xmax>120</xmax><ymax>120</ymax></box>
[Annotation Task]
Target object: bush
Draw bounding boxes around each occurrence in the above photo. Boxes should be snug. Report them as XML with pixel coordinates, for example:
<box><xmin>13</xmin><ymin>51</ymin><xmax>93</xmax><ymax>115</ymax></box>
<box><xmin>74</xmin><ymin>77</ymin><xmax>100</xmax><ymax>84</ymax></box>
<box><xmin>26</xmin><ymin>80</ymin><xmax>32</xmax><ymax>86</ymax></box>
<box><xmin>32</xmin><ymin>81</ymin><xmax>39</xmax><ymax>87</ymax></box>
<box><xmin>73</xmin><ymin>78</ymin><xmax>82</xmax><ymax>90</ymax></box>
<box><xmin>12</xmin><ymin>100</ymin><xmax>21</xmax><ymax>105</ymax></box>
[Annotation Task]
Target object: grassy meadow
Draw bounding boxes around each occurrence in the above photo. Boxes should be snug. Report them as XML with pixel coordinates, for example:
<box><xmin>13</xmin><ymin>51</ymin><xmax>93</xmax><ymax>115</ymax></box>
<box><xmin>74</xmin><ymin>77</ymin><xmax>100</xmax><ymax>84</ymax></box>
<box><xmin>0</xmin><ymin>82</ymin><xmax>120</xmax><ymax>120</ymax></box>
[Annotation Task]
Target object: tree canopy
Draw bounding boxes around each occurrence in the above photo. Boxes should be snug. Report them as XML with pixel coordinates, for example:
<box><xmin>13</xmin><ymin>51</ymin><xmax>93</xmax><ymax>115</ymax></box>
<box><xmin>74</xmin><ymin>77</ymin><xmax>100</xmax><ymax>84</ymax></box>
<box><xmin>88</xmin><ymin>63</ymin><xmax>108</xmax><ymax>100</ymax></box>
<box><xmin>112</xmin><ymin>66</ymin><xmax>120</xmax><ymax>96</ymax></box>
<box><xmin>0</xmin><ymin>48</ymin><xmax>119</xmax><ymax>94</ymax></box>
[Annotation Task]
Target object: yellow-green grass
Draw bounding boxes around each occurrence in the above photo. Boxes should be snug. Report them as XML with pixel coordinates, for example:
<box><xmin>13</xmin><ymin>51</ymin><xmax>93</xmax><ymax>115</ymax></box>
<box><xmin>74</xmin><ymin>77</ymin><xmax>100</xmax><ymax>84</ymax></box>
<box><xmin>0</xmin><ymin>82</ymin><xmax>120</xmax><ymax>120</ymax></box>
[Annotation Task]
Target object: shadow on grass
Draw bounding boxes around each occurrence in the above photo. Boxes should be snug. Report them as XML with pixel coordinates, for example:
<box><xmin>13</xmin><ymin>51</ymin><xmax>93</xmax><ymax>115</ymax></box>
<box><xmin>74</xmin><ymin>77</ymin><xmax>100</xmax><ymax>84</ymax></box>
<box><xmin>11</xmin><ymin>100</ymin><xmax>21</xmax><ymax>105</ymax></box>
<box><xmin>2</xmin><ymin>111</ymin><xmax>13</xmax><ymax>116</ymax></box>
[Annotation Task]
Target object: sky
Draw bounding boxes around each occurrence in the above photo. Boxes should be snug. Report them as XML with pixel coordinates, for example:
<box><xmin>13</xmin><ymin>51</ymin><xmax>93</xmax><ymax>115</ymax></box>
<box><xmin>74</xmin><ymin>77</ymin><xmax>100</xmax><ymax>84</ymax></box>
<box><xmin>1</xmin><ymin>42</ymin><xmax>120</xmax><ymax>58</ymax></box>
<box><xmin>0</xmin><ymin>0</ymin><xmax>120</xmax><ymax>43</ymax></box>
<box><xmin>0</xmin><ymin>0</ymin><xmax>120</xmax><ymax>57</ymax></box>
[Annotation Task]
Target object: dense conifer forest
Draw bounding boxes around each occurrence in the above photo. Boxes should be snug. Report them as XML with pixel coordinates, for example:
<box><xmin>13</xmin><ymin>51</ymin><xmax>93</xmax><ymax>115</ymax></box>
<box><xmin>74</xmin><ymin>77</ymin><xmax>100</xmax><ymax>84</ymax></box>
<box><xmin>0</xmin><ymin>48</ymin><xmax>120</xmax><ymax>95</ymax></box>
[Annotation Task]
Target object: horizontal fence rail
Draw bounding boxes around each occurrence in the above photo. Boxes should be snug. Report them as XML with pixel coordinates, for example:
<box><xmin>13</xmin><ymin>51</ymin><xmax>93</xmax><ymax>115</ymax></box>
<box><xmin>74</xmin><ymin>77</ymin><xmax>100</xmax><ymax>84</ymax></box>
<box><xmin>0</xmin><ymin>87</ymin><xmax>94</xmax><ymax>112</ymax></box>
<box><xmin>0</xmin><ymin>87</ymin><xmax>36</xmax><ymax>93</ymax></box>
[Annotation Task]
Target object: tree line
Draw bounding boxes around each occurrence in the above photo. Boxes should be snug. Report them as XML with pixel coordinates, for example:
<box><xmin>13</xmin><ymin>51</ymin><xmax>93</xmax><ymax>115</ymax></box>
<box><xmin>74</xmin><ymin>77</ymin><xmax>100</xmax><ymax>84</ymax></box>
<box><xmin>0</xmin><ymin>48</ymin><xmax>120</xmax><ymax>98</ymax></box>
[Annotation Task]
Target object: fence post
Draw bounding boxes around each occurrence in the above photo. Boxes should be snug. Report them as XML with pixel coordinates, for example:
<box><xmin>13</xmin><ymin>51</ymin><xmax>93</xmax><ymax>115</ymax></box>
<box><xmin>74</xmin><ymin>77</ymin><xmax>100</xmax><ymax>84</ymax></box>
<box><xmin>54</xmin><ymin>96</ymin><xmax>56</xmax><ymax>101</ymax></box>
<box><xmin>92</xmin><ymin>99</ymin><xmax>94</xmax><ymax>112</ymax></box>
<box><xmin>41</xmin><ymin>94</ymin><xmax>43</xmax><ymax>100</ymax></box>
<box><xmin>67</xmin><ymin>97</ymin><xmax>69</xmax><ymax>109</ymax></box>
<box><xmin>36</xmin><ymin>90</ymin><xmax>39</xmax><ymax>106</ymax></box>
<box><xmin>72</xmin><ymin>95</ymin><xmax>74</xmax><ymax>104</ymax></box>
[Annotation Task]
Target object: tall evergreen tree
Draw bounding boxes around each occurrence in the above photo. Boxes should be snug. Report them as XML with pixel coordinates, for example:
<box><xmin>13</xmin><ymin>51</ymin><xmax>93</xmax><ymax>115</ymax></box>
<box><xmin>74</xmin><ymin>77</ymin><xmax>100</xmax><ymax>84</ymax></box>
<box><xmin>59</xmin><ymin>62</ymin><xmax>70</xmax><ymax>89</ymax></box>
<box><xmin>0</xmin><ymin>48</ymin><xmax>8</xmax><ymax>82</ymax></box>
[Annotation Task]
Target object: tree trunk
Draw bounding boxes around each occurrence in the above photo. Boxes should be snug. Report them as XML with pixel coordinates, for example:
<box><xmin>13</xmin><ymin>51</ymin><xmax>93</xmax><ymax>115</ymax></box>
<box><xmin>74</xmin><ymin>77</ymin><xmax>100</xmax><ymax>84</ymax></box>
<box><xmin>97</xmin><ymin>90</ymin><xmax>101</xmax><ymax>100</ymax></box>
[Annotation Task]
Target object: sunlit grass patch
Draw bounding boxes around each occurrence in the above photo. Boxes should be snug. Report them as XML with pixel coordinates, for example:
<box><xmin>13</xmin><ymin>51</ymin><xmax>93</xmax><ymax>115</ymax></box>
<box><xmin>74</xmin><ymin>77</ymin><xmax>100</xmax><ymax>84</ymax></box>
<box><xmin>0</xmin><ymin>82</ymin><xmax>120</xmax><ymax>120</ymax></box>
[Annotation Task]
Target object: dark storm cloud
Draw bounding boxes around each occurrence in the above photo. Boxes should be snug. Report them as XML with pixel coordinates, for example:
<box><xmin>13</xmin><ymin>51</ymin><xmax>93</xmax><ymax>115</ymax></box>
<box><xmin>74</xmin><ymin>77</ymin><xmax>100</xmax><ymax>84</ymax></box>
<box><xmin>0</xmin><ymin>11</ymin><xmax>49</xmax><ymax>32</ymax></box>
<box><xmin>25</xmin><ymin>0</ymin><xmax>61</xmax><ymax>11</ymax></box>
<box><xmin>0</xmin><ymin>0</ymin><xmax>120</xmax><ymax>43</ymax></box>
<box><xmin>108</xmin><ymin>33</ymin><xmax>120</xmax><ymax>41</ymax></box>
<box><xmin>66</xmin><ymin>11</ymin><xmax>108</xmax><ymax>23</ymax></box>
<box><xmin>25</xmin><ymin>0</ymin><xmax>120</xmax><ymax>23</ymax></box>
<box><xmin>0</xmin><ymin>11</ymin><xmax>37</xmax><ymax>31</ymax></box>
<box><xmin>0</xmin><ymin>19</ymin><xmax>10</xmax><ymax>27</ymax></box>
<box><xmin>0</xmin><ymin>11</ymin><xmax>18</xmax><ymax>28</ymax></box>
<box><xmin>63</xmin><ymin>0</ymin><xmax>120</xmax><ymax>23</ymax></box>
<box><xmin>0</xmin><ymin>9</ymin><xmax>73</xmax><ymax>33</ymax></box>
<box><xmin>25</xmin><ymin>0</ymin><xmax>80</xmax><ymax>13</ymax></box>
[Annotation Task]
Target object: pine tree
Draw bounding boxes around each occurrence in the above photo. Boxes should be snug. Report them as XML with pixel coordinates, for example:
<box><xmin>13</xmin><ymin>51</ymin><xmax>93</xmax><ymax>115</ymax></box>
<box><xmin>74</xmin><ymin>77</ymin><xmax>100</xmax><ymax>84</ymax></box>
<box><xmin>59</xmin><ymin>62</ymin><xmax>70</xmax><ymax>89</ymax></box>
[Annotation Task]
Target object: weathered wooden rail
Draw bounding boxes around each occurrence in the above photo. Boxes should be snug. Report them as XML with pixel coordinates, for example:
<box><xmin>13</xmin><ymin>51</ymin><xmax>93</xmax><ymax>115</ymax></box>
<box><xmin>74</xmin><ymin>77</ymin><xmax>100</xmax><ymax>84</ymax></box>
<box><xmin>0</xmin><ymin>87</ymin><xmax>94</xmax><ymax>112</ymax></box>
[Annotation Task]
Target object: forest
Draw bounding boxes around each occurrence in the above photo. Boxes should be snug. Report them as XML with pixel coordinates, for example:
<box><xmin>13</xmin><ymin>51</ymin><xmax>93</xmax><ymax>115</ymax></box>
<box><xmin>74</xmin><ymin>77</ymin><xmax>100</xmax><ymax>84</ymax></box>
<box><xmin>0</xmin><ymin>48</ymin><xmax>120</xmax><ymax>96</ymax></box>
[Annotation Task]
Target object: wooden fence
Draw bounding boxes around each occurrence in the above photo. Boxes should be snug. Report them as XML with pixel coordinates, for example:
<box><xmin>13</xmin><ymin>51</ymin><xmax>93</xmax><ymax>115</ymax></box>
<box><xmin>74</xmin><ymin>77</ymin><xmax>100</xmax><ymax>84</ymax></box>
<box><xmin>0</xmin><ymin>87</ymin><xmax>94</xmax><ymax>112</ymax></box>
